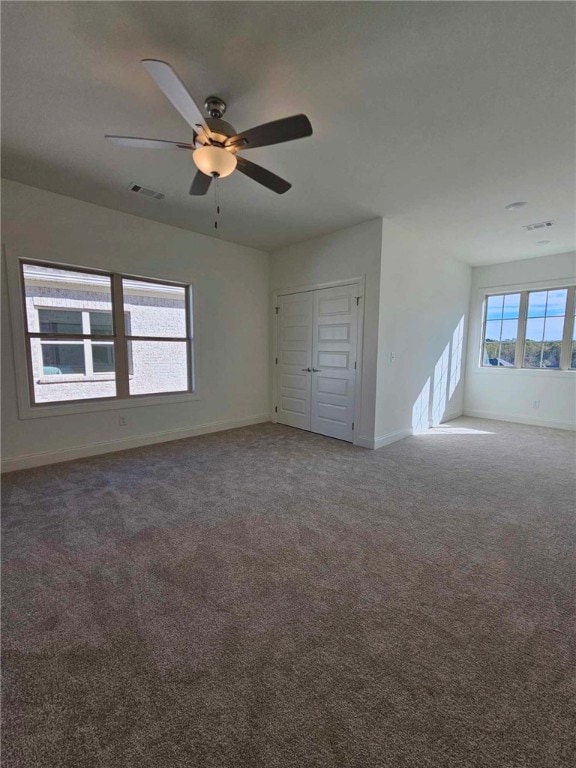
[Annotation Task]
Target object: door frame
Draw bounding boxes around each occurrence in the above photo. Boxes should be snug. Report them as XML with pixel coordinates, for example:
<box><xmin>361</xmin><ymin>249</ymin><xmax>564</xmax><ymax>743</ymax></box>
<box><xmin>272</xmin><ymin>276</ymin><xmax>366</xmax><ymax>447</ymax></box>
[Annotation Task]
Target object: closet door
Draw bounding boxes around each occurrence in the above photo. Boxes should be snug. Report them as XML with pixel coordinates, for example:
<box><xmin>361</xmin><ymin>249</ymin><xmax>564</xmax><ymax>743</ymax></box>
<box><xmin>275</xmin><ymin>291</ymin><xmax>313</xmax><ymax>431</ymax></box>
<box><xmin>310</xmin><ymin>284</ymin><xmax>358</xmax><ymax>442</ymax></box>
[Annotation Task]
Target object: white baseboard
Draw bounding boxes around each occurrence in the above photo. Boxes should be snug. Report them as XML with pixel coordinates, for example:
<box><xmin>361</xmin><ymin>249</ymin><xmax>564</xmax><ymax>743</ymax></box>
<box><xmin>1</xmin><ymin>414</ymin><xmax>271</xmax><ymax>473</ymax></box>
<box><xmin>356</xmin><ymin>428</ymin><xmax>412</xmax><ymax>450</ymax></box>
<box><xmin>463</xmin><ymin>409</ymin><xmax>575</xmax><ymax>432</ymax></box>
<box><xmin>441</xmin><ymin>408</ymin><xmax>464</xmax><ymax>424</ymax></box>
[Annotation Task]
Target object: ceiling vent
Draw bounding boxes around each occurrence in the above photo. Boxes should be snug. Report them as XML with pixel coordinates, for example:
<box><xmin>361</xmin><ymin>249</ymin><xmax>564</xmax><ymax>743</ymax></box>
<box><xmin>128</xmin><ymin>183</ymin><xmax>165</xmax><ymax>200</ymax></box>
<box><xmin>522</xmin><ymin>220</ymin><xmax>554</xmax><ymax>232</ymax></box>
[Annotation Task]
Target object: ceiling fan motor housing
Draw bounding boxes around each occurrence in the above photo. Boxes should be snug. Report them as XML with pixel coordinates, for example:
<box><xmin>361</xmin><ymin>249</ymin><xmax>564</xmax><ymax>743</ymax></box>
<box><xmin>203</xmin><ymin>117</ymin><xmax>237</xmax><ymax>147</ymax></box>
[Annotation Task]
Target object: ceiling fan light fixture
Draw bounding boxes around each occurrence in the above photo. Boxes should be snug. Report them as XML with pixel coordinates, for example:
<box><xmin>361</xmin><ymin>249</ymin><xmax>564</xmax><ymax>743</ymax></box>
<box><xmin>193</xmin><ymin>145</ymin><xmax>237</xmax><ymax>178</ymax></box>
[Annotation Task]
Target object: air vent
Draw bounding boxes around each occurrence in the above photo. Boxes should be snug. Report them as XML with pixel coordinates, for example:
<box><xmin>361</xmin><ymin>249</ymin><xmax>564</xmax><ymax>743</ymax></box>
<box><xmin>128</xmin><ymin>183</ymin><xmax>165</xmax><ymax>200</ymax></box>
<box><xmin>522</xmin><ymin>220</ymin><xmax>554</xmax><ymax>232</ymax></box>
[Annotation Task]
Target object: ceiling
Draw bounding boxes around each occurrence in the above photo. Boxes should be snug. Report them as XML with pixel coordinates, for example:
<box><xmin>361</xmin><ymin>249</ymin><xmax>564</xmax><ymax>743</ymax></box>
<box><xmin>2</xmin><ymin>1</ymin><xmax>575</xmax><ymax>264</ymax></box>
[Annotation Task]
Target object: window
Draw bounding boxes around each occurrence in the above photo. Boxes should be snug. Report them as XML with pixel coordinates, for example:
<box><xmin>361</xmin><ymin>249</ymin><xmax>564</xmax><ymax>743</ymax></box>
<box><xmin>482</xmin><ymin>293</ymin><xmax>521</xmax><ymax>366</ymax></box>
<box><xmin>22</xmin><ymin>262</ymin><xmax>193</xmax><ymax>405</ymax></box>
<box><xmin>523</xmin><ymin>289</ymin><xmax>567</xmax><ymax>369</ymax></box>
<box><xmin>480</xmin><ymin>285</ymin><xmax>576</xmax><ymax>371</ymax></box>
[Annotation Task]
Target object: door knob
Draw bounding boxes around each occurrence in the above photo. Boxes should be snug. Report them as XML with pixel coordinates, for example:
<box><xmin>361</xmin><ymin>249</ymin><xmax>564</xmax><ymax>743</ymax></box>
<box><xmin>301</xmin><ymin>367</ymin><xmax>312</xmax><ymax>372</ymax></box>
<box><xmin>312</xmin><ymin>368</ymin><xmax>322</xmax><ymax>372</ymax></box>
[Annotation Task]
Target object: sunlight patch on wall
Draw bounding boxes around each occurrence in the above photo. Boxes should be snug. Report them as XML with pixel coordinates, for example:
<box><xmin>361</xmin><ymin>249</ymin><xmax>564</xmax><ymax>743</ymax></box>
<box><xmin>431</xmin><ymin>342</ymin><xmax>450</xmax><ymax>426</ymax></box>
<box><xmin>411</xmin><ymin>316</ymin><xmax>467</xmax><ymax>434</ymax></box>
<box><xmin>449</xmin><ymin>315</ymin><xmax>465</xmax><ymax>398</ymax></box>
<box><xmin>411</xmin><ymin>377</ymin><xmax>431</xmax><ymax>433</ymax></box>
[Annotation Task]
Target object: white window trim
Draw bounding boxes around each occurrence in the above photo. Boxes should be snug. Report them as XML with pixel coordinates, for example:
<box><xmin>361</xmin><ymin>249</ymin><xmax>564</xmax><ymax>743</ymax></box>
<box><xmin>478</xmin><ymin>279</ymin><xmax>576</xmax><ymax>373</ymax></box>
<box><xmin>5</xmin><ymin>254</ymin><xmax>201</xmax><ymax>420</ymax></box>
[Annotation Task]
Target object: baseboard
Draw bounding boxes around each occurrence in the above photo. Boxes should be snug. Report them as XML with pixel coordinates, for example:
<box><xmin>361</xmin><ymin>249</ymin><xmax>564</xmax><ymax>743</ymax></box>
<box><xmin>441</xmin><ymin>408</ymin><xmax>464</xmax><ymax>424</ymax></box>
<box><xmin>356</xmin><ymin>428</ymin><xmax>412</xmax><ymax>450</ymax></box>
<box><xmin>463</xmin><ymin>409</ymin><xmax>575</xmax><ymax>432</ymax></box>
<box><xmin>1</xmin><ymin>414</ymin><xmax>271</xmax><ymax>473</ymax></box>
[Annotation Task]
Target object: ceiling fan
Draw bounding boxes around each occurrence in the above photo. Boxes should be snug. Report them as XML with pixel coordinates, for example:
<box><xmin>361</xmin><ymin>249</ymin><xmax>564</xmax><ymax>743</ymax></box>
<box><xmin>106</xmin><ymin>60</ymin><xmax>313</xmax><ymax>195</ymax></box>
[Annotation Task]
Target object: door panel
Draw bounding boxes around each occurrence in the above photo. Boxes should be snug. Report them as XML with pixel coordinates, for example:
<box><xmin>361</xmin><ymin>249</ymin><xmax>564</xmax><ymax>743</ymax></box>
<box><xmin>311</xmin><ymin>284</ymin><xmax>358</xmax><ymax>442</ymax></box>
<box><xmin>276</xmin><ymin>292</ymin><xmax>313</xmax><ymax>430</ymax></box>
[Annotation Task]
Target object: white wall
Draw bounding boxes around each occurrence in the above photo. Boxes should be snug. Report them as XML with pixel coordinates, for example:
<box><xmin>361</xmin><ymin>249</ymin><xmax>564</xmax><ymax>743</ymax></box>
<box><xmin>1</xmin><ymin>180</ymin><xmax>271</xmax><ymax>471</ymax></box>
<box><xmin>270</xmin><ymin>219</ymin><xmax>383</xmax><ymax>443</ymax></box>
<box><xmin>376</xmin><ymin>222</ymin><xmax>472</xmax><ymax>446</ymax></box>
<box><xmin>464</xmin><ymin>251</ymin><xmax>576</xmax><ymax>430</ymax></box>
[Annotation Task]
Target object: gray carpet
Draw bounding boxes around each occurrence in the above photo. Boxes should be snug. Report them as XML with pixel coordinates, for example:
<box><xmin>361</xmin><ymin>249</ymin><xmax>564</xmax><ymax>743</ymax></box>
<box><xmin>2</xmin><ymin>417</ymin><xmax>575</xmax><ymax>767</ymax></box>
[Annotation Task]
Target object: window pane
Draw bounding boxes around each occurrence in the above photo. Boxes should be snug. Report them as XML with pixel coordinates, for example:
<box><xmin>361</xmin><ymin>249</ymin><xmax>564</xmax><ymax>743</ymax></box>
<box><xmin>41</xmin><ymin>344</ymin><xmax>85</xmax><ymax>374</ymax></box>
<box><xmin>89</xmin><ymin>311</ymin><xmax>114</xmax><ymax>336</ymax></box>
<box><xmin>523</xmin><ymin>342</ymin><xmax>543</xmax><ymax>368</ymax></box>
<box><xmin>545</xmin><ymin>289</ymin><xmax>568</xmax><ymax>317</ymax></box>
<box><xmin>23</xmin><ymin>263</ymin><xmax>112</xmax><ymax>334</ymax></box>
<box><xmin>501</xmin><ymin>319</ymin><xmax>517</xmax><ymax>342</ymax></box>
<box><xmin>525</xmin><ymin>317</ymin><xmax>545</xmax><ymax>342</ymax></box>
<box><xmin>123</xmin><ymin>279</ymin><xmax>187</xmax><ymax>338</ymax></box>
<box><xmin>502</xmin><ymin>293</ymin><xmax>521</xmax><ymax>319</ymax></box>
<box><xmin>128</xmin><ymin>341</ymin><xmax>188</xmax><ymax>395</ymax></box>
<box><xmin>92</xmin><ymin>343</ymin><xmax>115</xmax><ymax>372</ymax></box>
<box><xmin>38</xmin><ymin>309</ymin><xmax>83</xmax><ymax>335</ymax></box>
<box><xmin>527</xmin><ymin>291</ymin><xmax>548</xmax><ymax>318</ymax></box>
<box><xmin>30</xmin><ymin>339</ymin><xmax>116</xmax><ymax>403</ymax></box>
<box><xmin>543</xmin><ymin>316</ymin><xmax>563</xmax><ymax>342</ymax></box>
<box><xmin>484</xmin><ymin>319</ymin><xmax>502</xmax><ymax>342</ymax></box>
<box><xmin>486</xmin><ymin>295</ymin><xmax>504</xmax><ymax>320</ymax></box>
<box><xmin>541</xmin><ymin>343</ymin><xmax>561</xmax><ymax>369</ymax></box>
<box><xmin>483</xmin><ymin>341</ymin><xmax>500</xmax><ymax>366</ymax></box>
<box><xmin>499</xmin><ymin>340</ymin><xmax>516</xmax><ymax>365</ymax></box>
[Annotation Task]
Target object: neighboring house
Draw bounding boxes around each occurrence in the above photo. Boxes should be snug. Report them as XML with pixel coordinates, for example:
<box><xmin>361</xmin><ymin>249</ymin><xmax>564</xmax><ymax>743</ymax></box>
<box><xmin>23</xmin><ymin>266</ymin><xmax>189</xmax><ymax>403</ymax></box>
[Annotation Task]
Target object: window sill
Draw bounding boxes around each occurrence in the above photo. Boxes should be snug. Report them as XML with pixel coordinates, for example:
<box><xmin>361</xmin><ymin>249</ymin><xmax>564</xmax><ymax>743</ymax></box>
<box><xmin>475</xmin><ymin>366</ymin><xmax>575</xmax><ymax>377</ymax></box>
<box><xmin>18</xmin><ymin>390</ymin><xmax>201</xmax><ymax>420</ymax></box>
<box><xmin>37</xmin><ymin>374</ymin><xmax>117</xmax><ymax>384</ymax></box>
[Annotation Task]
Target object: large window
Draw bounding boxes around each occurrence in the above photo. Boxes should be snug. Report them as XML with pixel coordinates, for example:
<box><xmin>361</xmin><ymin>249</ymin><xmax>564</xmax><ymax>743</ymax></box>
<box><xmin>21</xmin><ymin>262</ymin><xmax>193</xmax><ymax>405</ymax></box>
<box><xmin>481</xmin><ymin>285</ymin><xmax>576</xmax><ymax>370</ymax></box>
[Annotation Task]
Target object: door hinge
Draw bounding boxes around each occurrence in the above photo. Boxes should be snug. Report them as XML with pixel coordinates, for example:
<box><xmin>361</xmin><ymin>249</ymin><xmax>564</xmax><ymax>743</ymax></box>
<box><xmin>275</xmin><ymin>406</ymin><xmax>278</xmax><ymax>413</ymax></box>
<box><xmin>352</xmin><ymin>422</ymin><xmax>355</xmax><ymax>430</ymax></box>
<box><xmin>275</xmin><ymin>306</ymin><xmax>280</xmax><ymax>314</ymax></box>
<box><xmin>355</xmin><ymin>296</ymin><xmax>361</xmax><ymax>306</ymax></box>
<box><xmin>275</xmin><ymin>357</ymin><xmax>278</xmax><ymax>364</ymax></box>
<box><xmin>354</xmin><ymin>361</ymin><xmax>357</xmax><ymax>370</ymax></box>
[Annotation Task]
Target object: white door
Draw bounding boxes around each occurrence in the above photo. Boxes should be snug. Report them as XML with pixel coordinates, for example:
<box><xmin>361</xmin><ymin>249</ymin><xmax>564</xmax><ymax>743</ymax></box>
<box><xmin>276</xmin><ymin>291</ymin><xmax>314</xmax><ymax>431</ymax></box>
<box><xmin>275</xmin><ymin>284</ymin><xmax>359</xmax><ymax>443</ymax></box>
<box><xmin>311</xmin><ymin>284</ymin><xmax>358</xmax><ymax>442</ymax></box>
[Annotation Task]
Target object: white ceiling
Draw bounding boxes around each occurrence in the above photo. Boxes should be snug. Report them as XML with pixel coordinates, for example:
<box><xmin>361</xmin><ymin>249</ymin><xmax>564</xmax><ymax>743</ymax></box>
<box><xmin>2</xmin><ymin>1</ymin><xmax>575</xmax><ymax>264</ymax></box>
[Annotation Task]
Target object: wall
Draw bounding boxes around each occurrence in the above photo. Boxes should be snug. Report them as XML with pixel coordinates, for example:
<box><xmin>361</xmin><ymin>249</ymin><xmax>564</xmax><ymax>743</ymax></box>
<box><xmin>464</xmin><ymin>251</ymin><xmax>576</xmax><ymax>430</ymax></box>
<box><xmin>270</xmin><ymin>219</ymin><xmax>383</xmax><ymax>444</ymax></box>
<box><xmin>376</xmin><ymin>222</ymin><xmax>472</xmax><ymax>446</ymax></box>
<box><xmin>1</xmin><ymin>180</ymin><xmax>271</xmax><ymax>471</ymax></box>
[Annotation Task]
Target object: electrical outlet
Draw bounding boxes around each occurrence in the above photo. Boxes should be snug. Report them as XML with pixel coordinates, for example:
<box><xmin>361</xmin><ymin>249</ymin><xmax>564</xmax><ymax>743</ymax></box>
<box><xmin>118</xmin><ymin>415</ymin><xmax>128</xmax><ymax>427</ymax></box>
<box><xmin>533</xmin><ymin>400</ymin><xmax>540</xmax><ymax>410</ymax></box>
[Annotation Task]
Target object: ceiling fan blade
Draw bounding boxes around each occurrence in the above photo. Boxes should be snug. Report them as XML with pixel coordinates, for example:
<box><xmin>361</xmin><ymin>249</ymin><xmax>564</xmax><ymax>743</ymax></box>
<box><xmin>105</xmin><ymin>135</ymin><xmax>194</xmax><ymax>150</ymax></box>
<box><xmin>235</xmin><ymin>156</ymin><xmax>291</xmax><ymax>194</ymax></box>
<box><xmin>141</xmin><ymin>59</ymin><xmax>211</xmax><ymax>136</ymax></box>
<box><xmin>225</xmin><ymin>114</ymin><xmax>312</xmax><ymax>150</ymax></box>
<box><xmin>189</xmin><ymin>172</ymin><xmax>212</xmax><ymax>196</ymax></box>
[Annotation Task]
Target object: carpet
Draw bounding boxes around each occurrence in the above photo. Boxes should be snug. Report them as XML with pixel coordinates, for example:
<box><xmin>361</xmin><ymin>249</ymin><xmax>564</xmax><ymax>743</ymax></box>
<box><xmin>2</xmin><ymin>418</ymin><xmax>575</xmax><ymax>767</ymax></box>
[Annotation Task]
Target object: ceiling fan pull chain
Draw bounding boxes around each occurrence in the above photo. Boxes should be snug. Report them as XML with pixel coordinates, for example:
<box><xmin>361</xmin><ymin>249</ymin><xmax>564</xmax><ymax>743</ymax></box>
<box><xmin>214</xmin><ymin>176</ymin><xmax>219</xmax><ymax>230</ymax></box>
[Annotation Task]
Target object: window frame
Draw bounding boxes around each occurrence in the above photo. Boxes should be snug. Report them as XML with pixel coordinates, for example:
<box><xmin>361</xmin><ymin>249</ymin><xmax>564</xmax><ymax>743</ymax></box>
<box><xmin>479</xmin><ymin>284</ymin><xmax>576</xmax><ymax>371</ymax></box>
<box><xmin>13</xmin><ymin>258</ymin><xmax>197</xmax><ymax>416</ymax></box>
